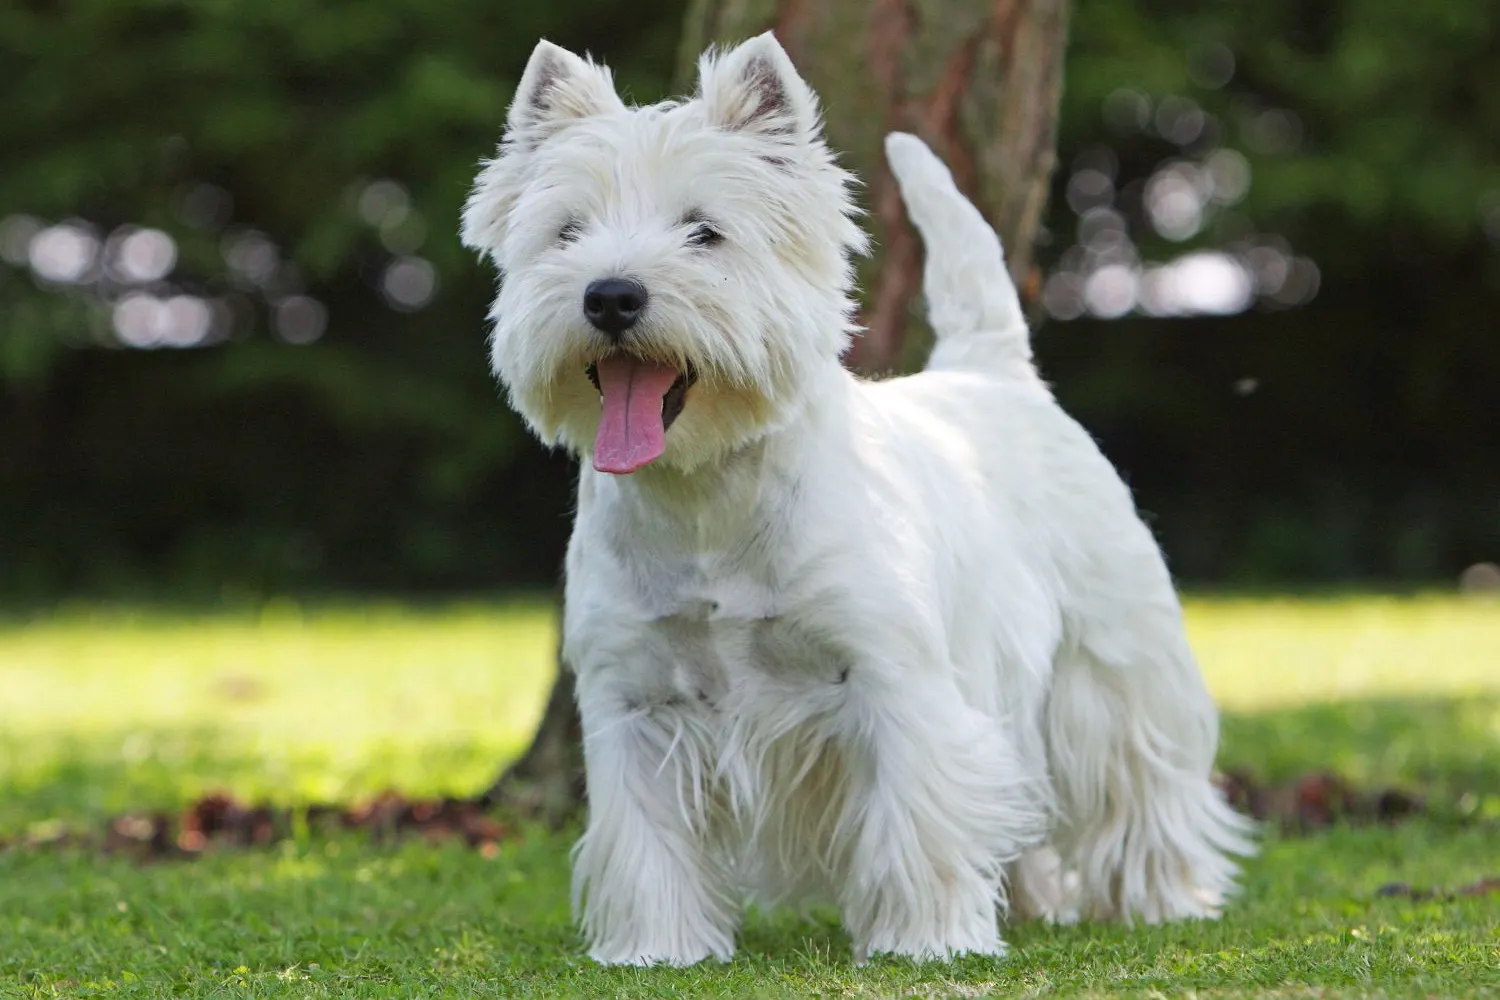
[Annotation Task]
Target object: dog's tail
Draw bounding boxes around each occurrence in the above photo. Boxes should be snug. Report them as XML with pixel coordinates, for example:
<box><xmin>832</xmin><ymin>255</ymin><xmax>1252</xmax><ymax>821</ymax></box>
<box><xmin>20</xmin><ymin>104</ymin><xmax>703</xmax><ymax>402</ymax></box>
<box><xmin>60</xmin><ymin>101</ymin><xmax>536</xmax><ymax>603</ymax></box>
<box><xmin>884</xmin><ymin>132</ymin><xmax>1034</xmax><ymax>378</ymax></box>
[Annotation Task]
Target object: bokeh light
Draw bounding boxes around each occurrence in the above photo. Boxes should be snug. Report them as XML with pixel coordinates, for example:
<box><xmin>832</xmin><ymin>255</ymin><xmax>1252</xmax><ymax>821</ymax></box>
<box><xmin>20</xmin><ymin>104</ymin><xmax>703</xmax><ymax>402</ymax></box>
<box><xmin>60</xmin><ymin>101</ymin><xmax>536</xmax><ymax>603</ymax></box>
<box><xmin>1479</xmin><ymin>192</ymin><xmax>1500</xmax><ymax>246</ymax></box>
<box><xmin>1188</xmin><ymin>42</ymin><xmax>1236</xmax><ymax>90</ymax></box>
<box><xmin>381</xmin><ymin>256</ymin><xmax>438</xmax><ymax>311</ymax></box>
<box><xmin>1458</xmin><ymin>562</ymin><xmax>1500</xmax><ymax>596</ymax></box>
<box><xmin>1102</xmin><ymin>88</ymin><xmax>1151</xmax><ymax>134</ymax></box>
<box><xmin>1067</xmin><ymin>168</ymin><xmax>1114</xmax><ymax>215</ymax></box>
<box><xmin>1205</xmin><ymin>149</ymin><xmax>1251</xmax><ymax>204</ymax></box>
<box><xmin>359</xmin><ymin>179</ymin><xmax>412</xmax><ymax>229</ymax></box>
<box><xmin>1044</xmin><ymin>86</ymin><xmax>1319</xmax><ymax>323</ymax></box>
<box><xmin>27</xmin><ymin>222</ymin><xmax>99</xmax><ymax>285</ymax></box>
<box><xmin>1042</xmin><ymin>270</ymin><xmax>1086</xmax><ymax>321</ymax></box>
<box><xmin>1154</xmin><ymin>95</ymin><xmax>1206</xmax><ymax>147</ymax></box>
<box><xmin>1138</xmin><ymin>253</ymin><xmax>1254</xmax><ymax>316</ymax></box>
<box><xmin>1146</xmin><ymin>165</ymin><xmax>1206</xmax><ymax>241</ymax></box>
<box><xmin>274</xmin><ymin>295</ymin><xmax>328</xmax><ymax>345</ymax></box>
<box><xmin>222</xmin><ymin>229</ymin><xmax>280</xmax><ymax>285</ymax></box>
<box><xmin>112</xmin><ymin>293</ymin><xmax>215</xmax><ymax>349</ymax></box>
<box><xmin>106</xmin><ymin>227</ymin><xmax>178</xmax><ymax>284</ymax></box>
<box><xmin>1245</xmin><ymin>109</ymin><xmax>1304</xmax><ymax>155</ymax></box>
<box><xmin>1084</xmin><ymin>263</ymin><xmax>1139</xmax><ymax>318</ymax></box>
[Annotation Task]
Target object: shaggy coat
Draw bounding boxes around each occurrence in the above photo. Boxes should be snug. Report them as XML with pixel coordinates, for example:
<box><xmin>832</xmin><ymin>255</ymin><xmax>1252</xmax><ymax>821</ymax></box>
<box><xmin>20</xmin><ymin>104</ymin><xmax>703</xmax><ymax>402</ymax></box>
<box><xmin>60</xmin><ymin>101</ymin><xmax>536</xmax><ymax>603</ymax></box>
<box><xmin>462</xmin><ymin>33</ymin><xmax>1255</xmax><ymax>966</ymax></box>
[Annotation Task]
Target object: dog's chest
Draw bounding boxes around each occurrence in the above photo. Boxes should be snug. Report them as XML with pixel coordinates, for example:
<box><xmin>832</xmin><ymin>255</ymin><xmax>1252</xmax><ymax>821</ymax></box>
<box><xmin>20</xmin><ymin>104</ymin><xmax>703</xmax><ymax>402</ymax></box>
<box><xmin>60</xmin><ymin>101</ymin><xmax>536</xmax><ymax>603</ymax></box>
<box><xmin>645</xmin><ymin>571</ymin><xmax>848</xmax><ymax>708</ymax></box>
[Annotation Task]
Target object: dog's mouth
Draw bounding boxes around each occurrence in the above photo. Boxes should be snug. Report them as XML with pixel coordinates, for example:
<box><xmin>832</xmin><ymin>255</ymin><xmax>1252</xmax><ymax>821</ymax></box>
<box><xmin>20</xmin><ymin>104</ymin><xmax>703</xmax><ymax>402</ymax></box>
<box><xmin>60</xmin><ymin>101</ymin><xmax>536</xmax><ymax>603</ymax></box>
<box><xmin>585</xmin><ymin>361</ymin><xmax>696</xmax><ymax>431</ymax></box>
<box><xmin>585</xmin><ymin>356</ymin><xmax>698</xmax><ymax>475</ymax></box>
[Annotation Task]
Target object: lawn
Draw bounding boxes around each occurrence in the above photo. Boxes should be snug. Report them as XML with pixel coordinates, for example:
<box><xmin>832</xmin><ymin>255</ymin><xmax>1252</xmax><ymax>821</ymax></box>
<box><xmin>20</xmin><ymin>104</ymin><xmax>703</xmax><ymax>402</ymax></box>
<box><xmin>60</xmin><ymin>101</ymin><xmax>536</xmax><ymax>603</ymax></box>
<box><xmin>2</xmin><ymin>595</ymin><xmax>1497</xmax><ymax>997</ymax></box>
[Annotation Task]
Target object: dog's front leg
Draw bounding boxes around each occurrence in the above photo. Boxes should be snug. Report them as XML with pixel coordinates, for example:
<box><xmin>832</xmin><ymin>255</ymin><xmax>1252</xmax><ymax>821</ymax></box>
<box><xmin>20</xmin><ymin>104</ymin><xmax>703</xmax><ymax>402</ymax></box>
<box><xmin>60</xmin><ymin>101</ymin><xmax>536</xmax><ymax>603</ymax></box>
<box><xmin>571</xmin><ymin>677</ymin><xmax>737</xmax><ymax>966</ymax></box>
<box><xmin>836</xmin><ymin>671</ymin><xmax>1047</xmax><ymax>962</ymax></box>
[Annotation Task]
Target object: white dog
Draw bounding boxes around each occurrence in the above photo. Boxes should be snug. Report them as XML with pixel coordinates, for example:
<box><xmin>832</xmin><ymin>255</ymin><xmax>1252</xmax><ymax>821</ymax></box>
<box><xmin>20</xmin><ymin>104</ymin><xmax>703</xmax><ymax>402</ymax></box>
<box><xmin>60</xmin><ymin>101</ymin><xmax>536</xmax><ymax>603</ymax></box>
<box><xmin>461</xmin><ymin>33</ymin><xmax>1255</xmax><ymax>966</ymax></box>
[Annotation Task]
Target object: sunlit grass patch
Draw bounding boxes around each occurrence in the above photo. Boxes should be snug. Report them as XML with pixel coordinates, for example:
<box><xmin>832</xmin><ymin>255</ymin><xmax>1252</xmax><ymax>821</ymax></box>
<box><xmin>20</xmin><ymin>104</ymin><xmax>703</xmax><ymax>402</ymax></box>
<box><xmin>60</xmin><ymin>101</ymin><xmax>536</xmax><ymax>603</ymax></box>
<box><xmin>0</xmin><ymin>600</ymin><xmax>555</xmax><ymax>829</ymax></box>
<box><xmin>1187</xmin><ymin>594</ymin><xmax>1500</xmax><ymax>710</ymax></box>
<box><xmin>4</xmin><ymin>593</ymin><xmax>1496</xmax><ymax>829</ymax></box>
<box><xmin>1187</xmin><ymin>595</ymin><xmax>1500</xmax><ymax>801</ymax></box>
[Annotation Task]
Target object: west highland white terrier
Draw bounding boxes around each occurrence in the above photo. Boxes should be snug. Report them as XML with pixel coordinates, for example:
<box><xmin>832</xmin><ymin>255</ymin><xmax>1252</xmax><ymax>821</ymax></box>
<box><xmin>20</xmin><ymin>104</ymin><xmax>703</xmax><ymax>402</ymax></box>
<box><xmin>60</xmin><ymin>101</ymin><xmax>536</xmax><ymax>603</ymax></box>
<box><xmin>461</xmin><ymin>33</ymin><xmax>1255</xmax><ymax>966</ymax></box>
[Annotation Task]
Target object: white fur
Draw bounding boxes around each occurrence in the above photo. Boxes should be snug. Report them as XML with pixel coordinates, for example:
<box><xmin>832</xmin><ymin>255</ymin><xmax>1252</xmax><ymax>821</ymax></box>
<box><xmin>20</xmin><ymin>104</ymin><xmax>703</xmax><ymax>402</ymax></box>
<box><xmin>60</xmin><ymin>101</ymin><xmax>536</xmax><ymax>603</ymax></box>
<box><xmin>462</xmin><ymin>35</ymin><xmax>1256</xmax><ymax>966</ymax></box>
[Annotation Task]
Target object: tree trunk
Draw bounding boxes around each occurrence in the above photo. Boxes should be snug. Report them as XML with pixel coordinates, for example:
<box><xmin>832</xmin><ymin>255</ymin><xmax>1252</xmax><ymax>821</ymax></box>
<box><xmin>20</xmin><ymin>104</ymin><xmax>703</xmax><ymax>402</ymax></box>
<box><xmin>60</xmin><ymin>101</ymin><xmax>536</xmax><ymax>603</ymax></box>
<box><xmin>679</xmin><ymin>0</ymin><xmax>1070</xmax><ymax>372</ymax></box>
<box><xmin>479</xmin><ymin>594</ymin><xmax>585</xmax><ymax>825</ymax></box>
<box><xmin>485</xmin><ymin>0</ymin><xmax>1071</xmax><ymax>820</ymax></box>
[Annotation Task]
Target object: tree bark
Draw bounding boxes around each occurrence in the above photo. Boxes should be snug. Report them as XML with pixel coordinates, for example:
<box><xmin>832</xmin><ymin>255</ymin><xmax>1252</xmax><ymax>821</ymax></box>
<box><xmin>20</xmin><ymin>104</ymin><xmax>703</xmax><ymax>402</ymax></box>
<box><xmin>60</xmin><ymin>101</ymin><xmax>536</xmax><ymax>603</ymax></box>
<box><xmin>479</xmin><ymin>594</ymin><xmax>585</xmax><ymax>825</ymax></box>
<box><xmin>486</xmin><ymin>0</ymin><xmax>1071</xmax><ymax>820</ymax></box>
<box><xmin>679</xmin><ymin>0</ymin><xmax>1070</xmax><ymax>372</ymax></box>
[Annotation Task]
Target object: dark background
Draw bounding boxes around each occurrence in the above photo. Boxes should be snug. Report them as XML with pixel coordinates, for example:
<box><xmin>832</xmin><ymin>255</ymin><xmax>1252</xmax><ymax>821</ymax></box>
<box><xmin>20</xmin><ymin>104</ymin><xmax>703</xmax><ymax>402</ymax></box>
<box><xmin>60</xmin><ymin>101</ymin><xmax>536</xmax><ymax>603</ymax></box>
<box><xmin>3</xmin><ymin>0</ymin><xmax>1497</xmax><ymax>602</ymax></box>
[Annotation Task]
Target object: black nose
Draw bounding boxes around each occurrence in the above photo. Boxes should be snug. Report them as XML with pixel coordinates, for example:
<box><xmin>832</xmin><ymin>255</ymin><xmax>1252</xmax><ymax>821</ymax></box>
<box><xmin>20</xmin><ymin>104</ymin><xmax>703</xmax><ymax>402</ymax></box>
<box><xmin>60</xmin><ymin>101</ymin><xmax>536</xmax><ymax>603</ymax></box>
<box><xmin>583</xmin><ymin>278</ymin><xmax>647</xmax><ymax>337</ymax></box>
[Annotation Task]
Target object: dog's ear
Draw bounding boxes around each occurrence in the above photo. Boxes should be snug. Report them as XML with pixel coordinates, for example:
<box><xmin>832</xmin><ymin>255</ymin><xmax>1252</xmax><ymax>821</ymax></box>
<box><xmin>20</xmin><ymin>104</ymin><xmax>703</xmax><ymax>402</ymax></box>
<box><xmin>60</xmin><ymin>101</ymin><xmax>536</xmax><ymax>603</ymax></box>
<box><xmin>462</xmin><ymin>41</ymin><xmax>622</xmax><ymax>262</ymax></box>
<box><xmin>698</xmin><ymin>33</ymin><xmax>820</xmax><ymax>140</ymax></box>
<box><xmin>459</xmin><ymin>158</ymin><xmax>510</xmax><ymax>264</ymax></box>
<box><xmin>508</xmin><ymin>39</ymin><xmax>624</xmax><ymax>139</ymax></box>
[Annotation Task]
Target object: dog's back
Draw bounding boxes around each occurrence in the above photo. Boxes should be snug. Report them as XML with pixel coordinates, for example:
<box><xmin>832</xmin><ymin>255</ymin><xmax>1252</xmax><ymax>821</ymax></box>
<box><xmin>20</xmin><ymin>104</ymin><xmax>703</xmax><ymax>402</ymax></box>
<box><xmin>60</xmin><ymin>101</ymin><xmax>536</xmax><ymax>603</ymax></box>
<box><xmin>883</xmin><ymin>133</ymin><xmax>1257</xmax><ymax>925</ymax></box>
<box><xmin>884</xmin><ymin>133</ymin><xmax>1036</xmax><ymax>383</ymax></box>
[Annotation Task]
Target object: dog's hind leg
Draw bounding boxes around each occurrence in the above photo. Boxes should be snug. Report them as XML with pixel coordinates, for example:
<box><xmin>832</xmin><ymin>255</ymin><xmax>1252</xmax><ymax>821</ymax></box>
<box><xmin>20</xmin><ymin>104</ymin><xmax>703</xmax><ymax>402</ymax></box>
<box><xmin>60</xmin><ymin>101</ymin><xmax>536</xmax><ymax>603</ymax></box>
<box><xmin>571</xmin><ymin>681</ymin><xmax>739</xmax><ymax>966</ymax></box>
<box><xmin>1045</xmin><ymin>601</ymin><xmax>1256</xmax><ymax>923</ymax></box>
<box><xmin>1007</xmin><ymin>846</ymin><xmax>1080</xmax><ymax>924</ymax></box>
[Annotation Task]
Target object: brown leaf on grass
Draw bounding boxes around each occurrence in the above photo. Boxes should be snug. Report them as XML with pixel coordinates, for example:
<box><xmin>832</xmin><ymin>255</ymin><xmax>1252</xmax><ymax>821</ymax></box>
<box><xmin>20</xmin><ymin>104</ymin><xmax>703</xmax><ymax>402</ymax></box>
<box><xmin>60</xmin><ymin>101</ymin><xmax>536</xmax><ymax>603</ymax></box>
<box><xmin>18</xmin><ymin>767</ymin><xmax>1444</xmax><ymax>866</ymax></box>
<box><xmin>1375</xmin><ymin>877</ymin><xmax>1499</xmax><ymax>901</ymax></box>
<box><xmin>1374</xmin><ymin>788</ymin><xmax>1425</xmax><ymax>823</ymax></box>
<box><xmin>177</xmin><ymin>792</ymin><xmax>281</xmax><ymax>849</ymax></box>
<box><xmin>0</xmin><ymin>787</ymin><xmax>518</xmax><ymax>864</ymax></box>
<box><xmin>303</xmin><ymin>803</ymin><xmax>347</xmax><ymax>832</ymax></box>
<box><xmin>1213</xmin><ymin>768</ymin><xmax>1263</xmax><ymax>818</ymax></box>
<box><xmin>181</xmin><ymin>791</ymin><xmax>240</xmax><ymax>840</ymax></box>
<box><xmin>103</xmin><ymin>812</ymin><xmax>180</xmax><ymax>861</ymax></box>
<box><xmin>1293</xmin><ymin>771</ymin><xmax>1361</xmax><ymax>830</ymax></box>
<box><xmin>1456</xmin><ymin>877</ymin><xmax>1500</xmax><ymax>897</ymax></box>
<box><xmin>1375</xmin><ymin>882</ymin><xmax>1436</xmax><ymax>900</ymax></box>
<box><xmin>343</xmin><ymin>789</ymin><xmax>409</xmax><ymax>838</ymax></box>
<box><xmin>1213</xmin><ymin>769</ymin><xmax>1431</xmax><ymax>833</ymax></box>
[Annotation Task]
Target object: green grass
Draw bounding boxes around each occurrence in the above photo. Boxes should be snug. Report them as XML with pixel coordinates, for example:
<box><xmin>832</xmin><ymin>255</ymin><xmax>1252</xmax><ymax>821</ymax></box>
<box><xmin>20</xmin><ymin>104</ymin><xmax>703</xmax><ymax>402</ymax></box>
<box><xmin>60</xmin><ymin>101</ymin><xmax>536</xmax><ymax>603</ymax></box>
<box><xmin>3</xmin><ymin>595</ymin><xmax>1498</xmax><ymax>997</ymax></box>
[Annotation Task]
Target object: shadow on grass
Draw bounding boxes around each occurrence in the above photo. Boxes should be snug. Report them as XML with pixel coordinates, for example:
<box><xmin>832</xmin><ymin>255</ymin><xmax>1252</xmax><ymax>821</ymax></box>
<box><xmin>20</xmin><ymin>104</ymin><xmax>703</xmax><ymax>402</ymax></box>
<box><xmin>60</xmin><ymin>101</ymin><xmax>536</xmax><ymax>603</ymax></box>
<box><xmin>2</xmin><ymin>694</ymin><xmax>1496</xmax><ymax>838</ymax></box>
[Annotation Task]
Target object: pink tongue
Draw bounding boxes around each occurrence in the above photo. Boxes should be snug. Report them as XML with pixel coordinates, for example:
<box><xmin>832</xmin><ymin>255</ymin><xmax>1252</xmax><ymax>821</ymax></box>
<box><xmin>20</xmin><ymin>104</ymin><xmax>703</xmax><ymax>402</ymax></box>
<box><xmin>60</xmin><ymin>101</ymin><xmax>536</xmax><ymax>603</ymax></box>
<box><xmin>592</xmin><ymin>357</ymin><xmax>680</xmax><ymax>474</ymax></box>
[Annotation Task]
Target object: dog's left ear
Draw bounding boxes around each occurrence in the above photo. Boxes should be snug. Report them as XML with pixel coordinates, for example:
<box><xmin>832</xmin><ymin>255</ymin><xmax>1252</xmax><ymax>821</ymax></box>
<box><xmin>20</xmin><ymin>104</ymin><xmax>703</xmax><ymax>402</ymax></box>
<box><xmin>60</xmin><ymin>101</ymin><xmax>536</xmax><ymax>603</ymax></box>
<box><xmin>698</xmin><ymin>33</ymin><xmax>821</xmax><ymax>140</ymax></box>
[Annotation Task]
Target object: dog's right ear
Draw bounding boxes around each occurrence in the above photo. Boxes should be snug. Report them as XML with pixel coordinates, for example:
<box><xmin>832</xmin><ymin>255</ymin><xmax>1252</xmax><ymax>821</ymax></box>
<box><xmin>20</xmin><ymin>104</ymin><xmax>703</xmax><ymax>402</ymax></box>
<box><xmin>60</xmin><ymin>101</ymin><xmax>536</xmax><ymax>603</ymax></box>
<box><xmin>461</xmin><ymin>41</ymin><xmax>622</xmax><ymax>263</ymax></box>
<box><xmin>507</xmin><ymin>40</ymin><xmax>625</xmax><ymax>140</ymax></box>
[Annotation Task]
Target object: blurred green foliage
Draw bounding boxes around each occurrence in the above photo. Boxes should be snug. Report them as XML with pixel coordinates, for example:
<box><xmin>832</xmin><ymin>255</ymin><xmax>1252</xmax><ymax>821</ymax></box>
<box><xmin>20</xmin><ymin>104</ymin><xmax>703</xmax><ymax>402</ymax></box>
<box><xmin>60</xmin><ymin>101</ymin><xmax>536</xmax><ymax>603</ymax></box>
<box><xmin>0</xmin><ymin>0</ymin><xmax>1497</xmax><ymax>598</ymax></box>
<box><xmin>0</xmin><ymin>0</ymin><xmax>686</xmax><ymax>597</ymax></box>
<box><xmin>1044</xmin><ymin>0</ymin><xmax>1500</xmax><ymax>583</ymax></box>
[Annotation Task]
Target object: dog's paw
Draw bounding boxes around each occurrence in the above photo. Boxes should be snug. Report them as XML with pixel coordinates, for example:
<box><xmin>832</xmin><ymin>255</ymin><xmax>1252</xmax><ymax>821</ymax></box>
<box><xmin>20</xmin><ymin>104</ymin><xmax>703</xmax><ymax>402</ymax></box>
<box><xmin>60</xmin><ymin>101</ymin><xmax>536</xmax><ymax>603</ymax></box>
<box><xmin>855</xmin><ymin>926</ymin><xmax>1007</xmax><ymax>965</ymax></box>
<box><xmin>587</xmin><ymin>939</ymin><xmax>733</xmax><ymax>967</ymax></box>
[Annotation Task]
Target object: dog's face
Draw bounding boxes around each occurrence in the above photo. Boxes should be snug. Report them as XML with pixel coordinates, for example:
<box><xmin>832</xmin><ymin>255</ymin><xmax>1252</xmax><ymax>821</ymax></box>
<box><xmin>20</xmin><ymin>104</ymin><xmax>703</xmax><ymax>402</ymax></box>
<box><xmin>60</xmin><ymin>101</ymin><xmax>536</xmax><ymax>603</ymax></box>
<box><xmin>462</xmin><ymin>34</ymin><xmax>865</xmax><ymax>475</ymax></box>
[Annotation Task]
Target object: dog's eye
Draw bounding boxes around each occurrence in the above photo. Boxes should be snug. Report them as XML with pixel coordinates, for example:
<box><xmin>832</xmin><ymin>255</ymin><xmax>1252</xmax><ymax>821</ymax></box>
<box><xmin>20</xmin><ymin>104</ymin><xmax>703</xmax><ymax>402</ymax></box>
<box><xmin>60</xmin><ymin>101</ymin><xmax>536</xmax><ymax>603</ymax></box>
<box><xmin>558</xmin><ymin>220</ymin><xmax>584</xmax><ymax>244</ymax></box>
<box><xmin>684</xmin><ymin>217</ymin><xmax>723</xmax><ymax>250</ymax></box>
<box><xmin>690</xmin><ymin>223</ymin><xmax>723</xmax><ymax>246</ymax></box>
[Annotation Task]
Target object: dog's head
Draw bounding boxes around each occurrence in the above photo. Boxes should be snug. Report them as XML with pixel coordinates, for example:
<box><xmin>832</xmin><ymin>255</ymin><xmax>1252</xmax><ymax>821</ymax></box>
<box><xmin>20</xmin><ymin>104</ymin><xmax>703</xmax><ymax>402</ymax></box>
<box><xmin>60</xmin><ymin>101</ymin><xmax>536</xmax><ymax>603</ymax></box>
<box><xmin>462</xmin><ymin>34</ymin><xmax>865</xmax><ymax>475</ymax></box>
